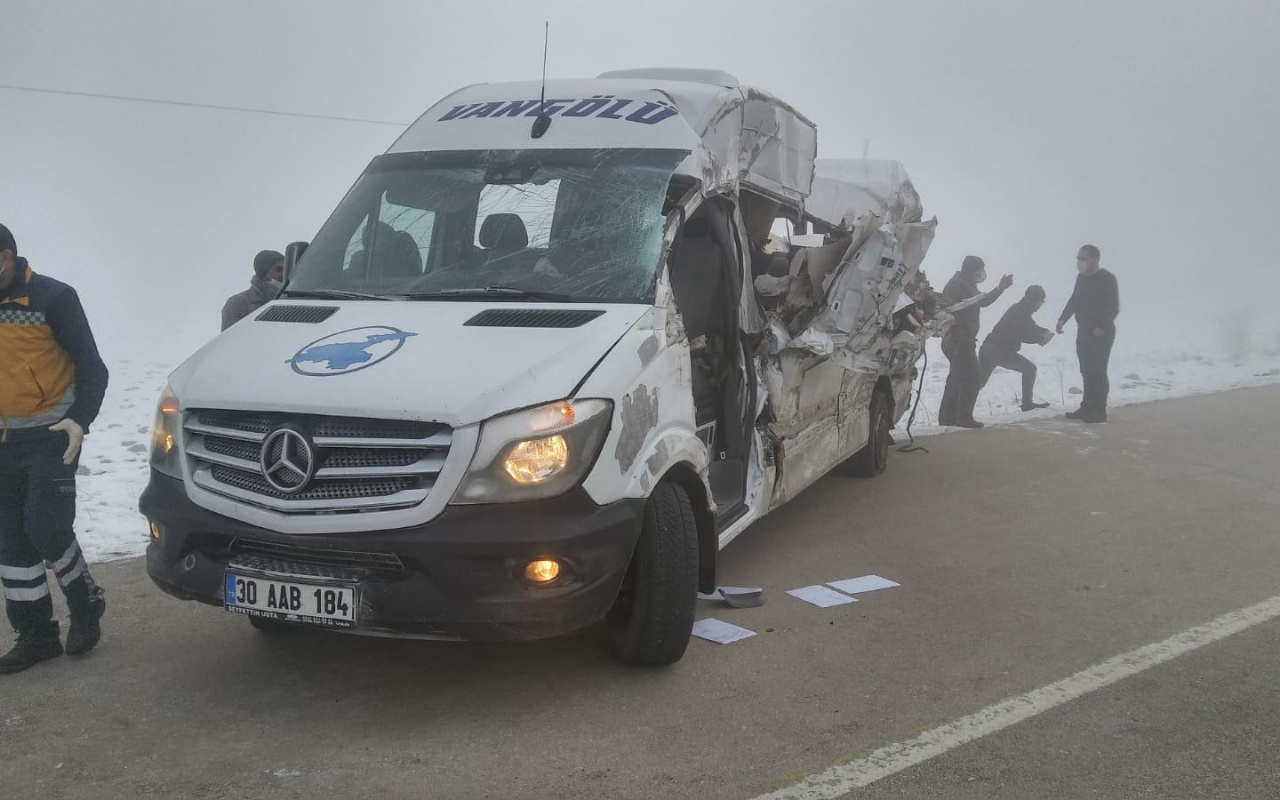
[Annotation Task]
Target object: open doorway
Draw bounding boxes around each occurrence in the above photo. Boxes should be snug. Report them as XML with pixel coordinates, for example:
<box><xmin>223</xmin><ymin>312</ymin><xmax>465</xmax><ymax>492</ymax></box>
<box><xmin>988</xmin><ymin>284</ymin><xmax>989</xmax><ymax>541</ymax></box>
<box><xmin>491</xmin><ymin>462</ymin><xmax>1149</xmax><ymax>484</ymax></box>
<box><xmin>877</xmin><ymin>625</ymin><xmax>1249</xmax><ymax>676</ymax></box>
<box><xmin>666</xmin><ymin>197</ymin><xmax>754</xmax><ymax>524</ymax></box>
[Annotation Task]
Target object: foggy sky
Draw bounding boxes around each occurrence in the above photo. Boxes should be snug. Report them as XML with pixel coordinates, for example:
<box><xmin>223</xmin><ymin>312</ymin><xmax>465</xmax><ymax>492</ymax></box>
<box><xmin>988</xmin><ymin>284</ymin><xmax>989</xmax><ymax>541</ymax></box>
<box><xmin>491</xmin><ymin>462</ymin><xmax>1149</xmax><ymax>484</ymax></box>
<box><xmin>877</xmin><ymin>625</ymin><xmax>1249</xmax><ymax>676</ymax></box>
<box><xmin>4</xmin><ymin>0</ymin><xmax>1278</xmax><ymax>366</ymax></box>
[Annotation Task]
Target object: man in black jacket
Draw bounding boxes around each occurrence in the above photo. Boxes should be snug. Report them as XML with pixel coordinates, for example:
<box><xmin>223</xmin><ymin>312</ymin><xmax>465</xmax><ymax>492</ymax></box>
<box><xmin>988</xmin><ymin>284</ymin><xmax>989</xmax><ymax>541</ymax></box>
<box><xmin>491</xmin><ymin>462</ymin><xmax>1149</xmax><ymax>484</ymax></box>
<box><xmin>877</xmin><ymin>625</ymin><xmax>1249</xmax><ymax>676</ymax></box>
<box><xmin>1057</xmin><ymin>244</ymin><xmax>1120</xmax><ymax>423</ymax></box>
<box><xmin>939</xmin><ymin>255</ymin><xmax>1014</xmax><ymax>428</ymax></box>
<box><xmin>979</xmin><ymin>285</ymin><xmax>1052</xmax><ymax>411</ymax></box>
<box><xmin>0</xmin><ymin>224</ymin><xmax>110</xmax><ymax>673</ymax></box>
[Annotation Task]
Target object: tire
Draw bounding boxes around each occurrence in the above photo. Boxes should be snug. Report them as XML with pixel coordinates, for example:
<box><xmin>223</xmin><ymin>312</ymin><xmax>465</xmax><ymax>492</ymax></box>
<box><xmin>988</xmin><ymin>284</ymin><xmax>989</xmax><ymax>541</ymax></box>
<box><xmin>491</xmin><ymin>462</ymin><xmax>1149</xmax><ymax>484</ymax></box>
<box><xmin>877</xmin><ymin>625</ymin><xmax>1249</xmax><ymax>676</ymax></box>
<box><xmin>842</xmin><ymin>388</ymin><xmax>891</xmax><ymax>478</ymax></box>
<box><xmin>608</xmin><ymin>481</ymin><xmax>699</xmax><ymax>666</ymax></box>
<box><xmin>248</xmin><ymin>616</ymin><xmax>297</xmax><ymax>634</ymax></box>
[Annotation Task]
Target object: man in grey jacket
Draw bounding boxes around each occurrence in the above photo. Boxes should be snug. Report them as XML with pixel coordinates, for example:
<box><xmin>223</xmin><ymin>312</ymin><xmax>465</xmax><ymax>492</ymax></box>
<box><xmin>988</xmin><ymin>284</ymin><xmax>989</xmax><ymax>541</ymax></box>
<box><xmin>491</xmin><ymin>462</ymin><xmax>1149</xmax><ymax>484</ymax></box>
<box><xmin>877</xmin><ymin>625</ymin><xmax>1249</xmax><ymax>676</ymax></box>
<box><xmin>221</xmin><ymin>250</ymin><xmax>283</xmax><ymax>330</ymax></box>
<box><xmin>939</xmin><ymin>256</ymin><xmax>1013</xmax><ymax>428</ymax></box>
<box><xmin>978</xmin><ymin>285</ymin><xmax>1052</xmax><ymax>412</ymax></box>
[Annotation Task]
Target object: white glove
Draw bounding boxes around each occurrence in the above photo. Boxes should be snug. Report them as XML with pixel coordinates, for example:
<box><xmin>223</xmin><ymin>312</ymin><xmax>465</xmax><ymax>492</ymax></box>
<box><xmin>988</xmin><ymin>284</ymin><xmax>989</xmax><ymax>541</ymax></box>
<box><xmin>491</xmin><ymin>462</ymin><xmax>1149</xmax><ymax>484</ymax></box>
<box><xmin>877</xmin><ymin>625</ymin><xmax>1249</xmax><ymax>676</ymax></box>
<box><xmin>48</xmin><ymin>419</ymin><xmax>85</xmax><ymax>465</ymax></box>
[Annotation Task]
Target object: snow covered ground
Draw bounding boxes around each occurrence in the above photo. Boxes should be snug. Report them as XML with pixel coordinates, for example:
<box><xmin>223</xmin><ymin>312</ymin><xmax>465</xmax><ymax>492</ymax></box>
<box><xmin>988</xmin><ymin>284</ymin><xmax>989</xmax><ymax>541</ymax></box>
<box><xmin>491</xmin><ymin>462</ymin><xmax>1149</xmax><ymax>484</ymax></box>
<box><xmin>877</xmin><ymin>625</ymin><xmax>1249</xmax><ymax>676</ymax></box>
<box><xmin>76</xmin><ymin>337</ymin><xmax>1280</xmax><ymax>563</ymax></box>
<box><xmin>899</xmin><ymin>337</ymin><xmax>1280</xmax><ymax>440</ymax></box>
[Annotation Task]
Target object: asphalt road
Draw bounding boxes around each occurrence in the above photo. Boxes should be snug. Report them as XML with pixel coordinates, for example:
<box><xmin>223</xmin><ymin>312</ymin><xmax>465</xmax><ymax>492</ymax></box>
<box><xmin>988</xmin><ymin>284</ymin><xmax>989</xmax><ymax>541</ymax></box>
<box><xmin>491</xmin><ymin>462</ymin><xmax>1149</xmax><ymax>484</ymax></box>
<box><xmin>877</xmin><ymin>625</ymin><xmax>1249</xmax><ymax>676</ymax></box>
<box><xmin>3</xmin><ymin>385</ymin><xmax>1279</xmax><ymax>800</ymax></box>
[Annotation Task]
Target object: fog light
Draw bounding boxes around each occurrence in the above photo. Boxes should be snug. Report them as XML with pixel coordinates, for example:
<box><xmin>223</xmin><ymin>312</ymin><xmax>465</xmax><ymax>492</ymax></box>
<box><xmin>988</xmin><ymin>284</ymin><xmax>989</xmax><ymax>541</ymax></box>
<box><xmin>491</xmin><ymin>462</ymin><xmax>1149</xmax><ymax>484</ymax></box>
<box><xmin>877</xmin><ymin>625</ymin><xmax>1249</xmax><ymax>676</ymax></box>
<box><xmin>148</xmin><ymin>521</ymin><xmax>162</xmax><ymax>541</ymax></box>
<box><xmin>524</xmin><ymin>559</ymin><xmax>561</xmax><ymax>584</ymax></box>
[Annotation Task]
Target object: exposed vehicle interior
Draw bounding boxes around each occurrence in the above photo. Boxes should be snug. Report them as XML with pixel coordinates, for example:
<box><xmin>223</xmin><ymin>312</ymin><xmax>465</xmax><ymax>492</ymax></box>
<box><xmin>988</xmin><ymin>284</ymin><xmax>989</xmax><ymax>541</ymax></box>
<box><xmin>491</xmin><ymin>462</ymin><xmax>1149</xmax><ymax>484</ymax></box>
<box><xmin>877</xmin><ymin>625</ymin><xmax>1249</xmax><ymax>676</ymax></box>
<box><xmin>666</xmin><ymin>197</ymin><xmax>755</xmax><ymax>524</ymax></box>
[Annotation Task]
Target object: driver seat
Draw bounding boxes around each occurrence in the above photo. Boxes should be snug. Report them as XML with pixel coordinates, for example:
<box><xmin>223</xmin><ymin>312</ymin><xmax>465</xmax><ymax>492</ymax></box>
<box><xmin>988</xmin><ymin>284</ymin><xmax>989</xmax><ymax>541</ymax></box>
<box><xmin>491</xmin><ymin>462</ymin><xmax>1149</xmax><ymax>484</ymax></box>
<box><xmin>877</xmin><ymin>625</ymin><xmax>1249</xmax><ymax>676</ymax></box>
<box><xmin>478</xmin><ymin>213</ymin><xmax>529</xmax><ymax>260</ymax></box>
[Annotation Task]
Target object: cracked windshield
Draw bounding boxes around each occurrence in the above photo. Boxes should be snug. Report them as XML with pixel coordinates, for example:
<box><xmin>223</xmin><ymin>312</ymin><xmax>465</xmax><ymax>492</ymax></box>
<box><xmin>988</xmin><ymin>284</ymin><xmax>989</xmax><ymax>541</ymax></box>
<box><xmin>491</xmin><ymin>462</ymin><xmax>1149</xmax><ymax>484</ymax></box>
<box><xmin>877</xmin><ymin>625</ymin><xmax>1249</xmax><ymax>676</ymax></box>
<box><xmin>286</xmin><ymin>148</ymin><xmax>686</xmax><ymax>302</ymax></box>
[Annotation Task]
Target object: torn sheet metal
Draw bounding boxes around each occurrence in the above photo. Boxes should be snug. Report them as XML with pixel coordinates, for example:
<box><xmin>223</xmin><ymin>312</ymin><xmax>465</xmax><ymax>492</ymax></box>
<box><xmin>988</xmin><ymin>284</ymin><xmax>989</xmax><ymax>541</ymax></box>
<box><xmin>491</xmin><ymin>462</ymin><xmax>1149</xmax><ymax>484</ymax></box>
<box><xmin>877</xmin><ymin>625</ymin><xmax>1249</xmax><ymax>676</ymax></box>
<box><xmin>757</xmin><ymin>161</ymin><xmax>948</xmax><ymax>371</ymax></box>
<box><xmin>598</xmin><ymin>69</ymin><xmax>818</xmax><ymax>205</ymax></box>
<box><xmin>807</xmin><ymin>159</ymin><xmax>923</xmax><ymax>229</ymax></box>
<box><xmin>755</xmin><ymin>161</ymin><xmax>950</xmax><ymax>507</ymax></box>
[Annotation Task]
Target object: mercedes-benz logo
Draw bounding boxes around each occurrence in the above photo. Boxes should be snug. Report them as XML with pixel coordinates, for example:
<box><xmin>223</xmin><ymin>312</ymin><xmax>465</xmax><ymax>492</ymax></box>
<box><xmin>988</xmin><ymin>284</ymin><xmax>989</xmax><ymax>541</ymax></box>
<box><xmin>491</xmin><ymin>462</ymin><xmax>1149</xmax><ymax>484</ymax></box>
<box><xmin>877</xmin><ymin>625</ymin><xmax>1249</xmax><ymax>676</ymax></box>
<box><xmin>260</xmin><ymin>427</ymin><xmax>317</xmax><ymax>494</ymax></box>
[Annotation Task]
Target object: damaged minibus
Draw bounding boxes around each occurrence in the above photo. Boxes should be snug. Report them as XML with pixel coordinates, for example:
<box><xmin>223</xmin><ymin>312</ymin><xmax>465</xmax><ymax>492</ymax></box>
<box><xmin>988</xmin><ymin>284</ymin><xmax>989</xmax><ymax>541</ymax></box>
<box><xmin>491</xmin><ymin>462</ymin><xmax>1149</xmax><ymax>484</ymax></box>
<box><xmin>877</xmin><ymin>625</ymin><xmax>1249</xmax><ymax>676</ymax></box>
<box><xmin>140</xmin><ymin>68</ymin><xmax>945</xmax><ymax>665</ymax></box>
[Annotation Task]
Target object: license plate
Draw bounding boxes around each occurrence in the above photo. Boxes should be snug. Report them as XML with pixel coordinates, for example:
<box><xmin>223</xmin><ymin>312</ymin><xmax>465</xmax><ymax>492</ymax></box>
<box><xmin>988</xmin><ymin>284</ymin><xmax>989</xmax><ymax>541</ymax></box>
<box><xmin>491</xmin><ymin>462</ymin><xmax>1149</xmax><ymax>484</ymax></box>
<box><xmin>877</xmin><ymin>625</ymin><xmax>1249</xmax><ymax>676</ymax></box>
<box><xmin>224</xmin><ymin>573</ymin><xmax>357</xmax><ymax>628</ymax></box>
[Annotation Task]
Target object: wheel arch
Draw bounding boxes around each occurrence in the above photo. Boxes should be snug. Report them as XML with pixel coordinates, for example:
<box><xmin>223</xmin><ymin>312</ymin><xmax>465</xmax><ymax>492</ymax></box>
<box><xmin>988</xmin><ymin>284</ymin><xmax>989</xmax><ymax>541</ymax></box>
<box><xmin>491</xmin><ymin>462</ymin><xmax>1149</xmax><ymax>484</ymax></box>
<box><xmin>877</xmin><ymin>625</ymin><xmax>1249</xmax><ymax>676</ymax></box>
<box><xmin>874</xmin><ymin>374</ymin><xmax>896</xmax><ymax>418</ymax></box>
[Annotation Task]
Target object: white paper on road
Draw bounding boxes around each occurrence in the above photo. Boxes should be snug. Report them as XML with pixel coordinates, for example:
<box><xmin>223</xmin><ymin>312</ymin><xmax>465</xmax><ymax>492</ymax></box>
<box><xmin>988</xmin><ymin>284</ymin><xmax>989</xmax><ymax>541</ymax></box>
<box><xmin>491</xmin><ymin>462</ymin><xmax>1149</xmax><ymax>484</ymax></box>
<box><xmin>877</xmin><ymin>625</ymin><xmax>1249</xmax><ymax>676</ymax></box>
<box><xmin>698</xmin><ymin>586</ymin><xmax>762</xmax><ymax>601</ymax></box>
<box><xmin>826</xmin><ymin>575</ymin><xmax>901</xmax><ymax>595</ymax></box>
<box><xmin>787</xmin><ymin>585</ymin><xmax>858</xmax><ymax>608</ymax></box>
<box><xmin>691</xmin><ymin>617</ymin><xmax>757</xmax><ymax>645</ymax></box>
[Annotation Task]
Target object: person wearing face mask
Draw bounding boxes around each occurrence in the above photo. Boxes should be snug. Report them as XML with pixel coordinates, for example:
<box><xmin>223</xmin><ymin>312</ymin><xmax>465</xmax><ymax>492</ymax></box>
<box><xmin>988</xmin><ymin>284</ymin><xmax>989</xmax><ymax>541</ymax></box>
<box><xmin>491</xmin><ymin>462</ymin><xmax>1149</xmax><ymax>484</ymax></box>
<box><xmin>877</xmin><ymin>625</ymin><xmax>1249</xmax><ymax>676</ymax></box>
<box><xmin>938</xmin><ymin>255</ymin><xmax>1014</xmax><ymax>428</ymax></box>
<box><xmin>220</xmin><ymin>249</ymin><xmax>284</xmax><ymax>331</ymax></box>
<box><xmin>1057</xmin><ymin>244</ymin><xmax>1119</xmax><ymax>423</ymax></box>
<box><xmin>0</xmin><ymin>223</ymin><xmax>110</xmax><ymax>673</ymax></box>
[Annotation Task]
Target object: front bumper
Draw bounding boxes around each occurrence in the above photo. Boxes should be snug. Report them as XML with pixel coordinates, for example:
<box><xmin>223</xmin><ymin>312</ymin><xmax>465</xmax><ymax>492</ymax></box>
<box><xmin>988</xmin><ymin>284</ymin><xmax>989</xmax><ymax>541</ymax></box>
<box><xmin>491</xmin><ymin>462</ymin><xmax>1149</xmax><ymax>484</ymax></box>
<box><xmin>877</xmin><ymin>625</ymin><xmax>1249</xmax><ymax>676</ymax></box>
<box><xmin>140</xmin><ymin>471</ymin><xmax>644</xmax><ymax>641</ymax></box>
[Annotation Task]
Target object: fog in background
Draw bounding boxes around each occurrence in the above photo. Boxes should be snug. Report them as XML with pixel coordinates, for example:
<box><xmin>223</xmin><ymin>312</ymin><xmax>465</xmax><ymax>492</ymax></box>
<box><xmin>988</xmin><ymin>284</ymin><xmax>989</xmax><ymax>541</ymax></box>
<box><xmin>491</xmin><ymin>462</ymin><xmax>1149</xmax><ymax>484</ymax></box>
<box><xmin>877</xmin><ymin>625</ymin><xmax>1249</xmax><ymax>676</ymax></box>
<box><xmin>4</xmin><ymin>0</ymin><xmax>1278</xmax><ymax>369</ymax></box>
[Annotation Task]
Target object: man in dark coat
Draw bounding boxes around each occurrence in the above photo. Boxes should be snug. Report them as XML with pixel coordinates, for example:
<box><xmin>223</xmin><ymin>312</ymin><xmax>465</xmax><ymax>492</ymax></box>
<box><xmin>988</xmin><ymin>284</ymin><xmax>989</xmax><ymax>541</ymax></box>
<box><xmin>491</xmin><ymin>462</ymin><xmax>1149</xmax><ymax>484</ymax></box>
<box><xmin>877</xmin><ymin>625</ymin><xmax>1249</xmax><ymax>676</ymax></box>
<box><xmin>979</xmin><ymin>285</ymin><xmax>1052</xmax><ymax>411</ymax></box>
<box><xmin>221</xmin><ymin>249</ymin><xmax>284</xmax><ymax>330</ymax></box>
<box><xmin>939</xmin><ymin>255</ymin><xmax>1013</xmax><ymax>428</ymax></box>
<box><xmin>1057</xmin><ymin>244</ymin><xmax>1120</xmax><ymax>423</ymax></box>
<box><xmin>0</xmin><ymin>223</ymin><xmax>109</xmax><ymax>673</ymax></box>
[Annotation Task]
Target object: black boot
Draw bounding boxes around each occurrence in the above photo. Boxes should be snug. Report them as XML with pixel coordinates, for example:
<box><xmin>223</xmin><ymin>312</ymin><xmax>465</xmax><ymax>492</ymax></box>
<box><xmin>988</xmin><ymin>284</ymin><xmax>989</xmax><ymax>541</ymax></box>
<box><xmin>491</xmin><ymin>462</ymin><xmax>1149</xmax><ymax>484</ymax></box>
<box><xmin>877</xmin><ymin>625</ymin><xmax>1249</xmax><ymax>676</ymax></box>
<box><xmin>0</xmin><ymin>628</ymin><xmax>64</xmax><ymax>674</ymax></box>
<box><xmin>1022</xmin><ymin>401</ymin><xmax>1050</xmax><ymax>412</ymax></box>
<box><xmin>65</xmin><ymin>590</ymin><xmax>106</xmax><ymax>657</ymax></box>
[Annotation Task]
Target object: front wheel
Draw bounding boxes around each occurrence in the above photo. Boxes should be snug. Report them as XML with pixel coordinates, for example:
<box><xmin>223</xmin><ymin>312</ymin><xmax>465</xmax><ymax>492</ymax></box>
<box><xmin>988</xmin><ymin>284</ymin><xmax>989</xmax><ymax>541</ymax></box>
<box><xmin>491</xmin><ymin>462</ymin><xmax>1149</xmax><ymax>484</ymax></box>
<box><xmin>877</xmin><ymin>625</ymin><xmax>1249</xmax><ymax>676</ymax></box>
<box><xmin>841</xmin><ymin>388</ymin><xmax>891</xmax><ymax>478</ymax></box>
<box><xmin>608</xmin><ymin>481</ymin><xmax>699</xmax><ymax>666</ymax></box>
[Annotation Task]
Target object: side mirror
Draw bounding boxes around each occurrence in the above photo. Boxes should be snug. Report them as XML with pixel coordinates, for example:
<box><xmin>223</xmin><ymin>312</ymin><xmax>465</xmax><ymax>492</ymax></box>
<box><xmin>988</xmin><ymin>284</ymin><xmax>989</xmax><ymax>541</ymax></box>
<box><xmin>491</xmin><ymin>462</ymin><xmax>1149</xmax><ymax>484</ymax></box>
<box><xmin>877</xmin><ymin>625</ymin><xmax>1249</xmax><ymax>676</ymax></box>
<box><xmin>282</xmin><ymin>241</ymin><xmax>309</xmax><ymax>285</ymax></box>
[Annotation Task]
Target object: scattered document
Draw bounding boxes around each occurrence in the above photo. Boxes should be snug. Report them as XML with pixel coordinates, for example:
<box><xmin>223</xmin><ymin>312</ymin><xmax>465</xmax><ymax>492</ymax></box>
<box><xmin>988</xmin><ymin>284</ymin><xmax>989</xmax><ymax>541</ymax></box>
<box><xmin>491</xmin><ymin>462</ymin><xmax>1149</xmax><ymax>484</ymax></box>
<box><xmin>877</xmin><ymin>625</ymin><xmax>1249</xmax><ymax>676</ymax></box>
<box><xmin>827</xmin><ymin>575</ymin><xmax>901</xmax><ymax>595</ymax></box>
<box><xmin>786</xmin><ymin>585</ymin><xmax>858</xmax><ymax>608</ymax></box>
<box><xmin>691</xmin><ymin>618</ymin><xmax>757</xmax><ymax>645</ymax></box>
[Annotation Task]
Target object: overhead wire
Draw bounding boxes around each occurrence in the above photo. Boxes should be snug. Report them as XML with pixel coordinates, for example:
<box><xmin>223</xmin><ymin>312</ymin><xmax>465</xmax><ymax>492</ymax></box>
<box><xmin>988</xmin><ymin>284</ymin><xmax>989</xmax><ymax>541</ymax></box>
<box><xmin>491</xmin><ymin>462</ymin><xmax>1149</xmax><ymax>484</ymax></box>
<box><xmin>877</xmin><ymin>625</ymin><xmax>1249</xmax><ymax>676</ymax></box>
<box><xmin>0</xmin><ymin>83</ymin><xmax>410</xmax><ymax>127</ymax></box>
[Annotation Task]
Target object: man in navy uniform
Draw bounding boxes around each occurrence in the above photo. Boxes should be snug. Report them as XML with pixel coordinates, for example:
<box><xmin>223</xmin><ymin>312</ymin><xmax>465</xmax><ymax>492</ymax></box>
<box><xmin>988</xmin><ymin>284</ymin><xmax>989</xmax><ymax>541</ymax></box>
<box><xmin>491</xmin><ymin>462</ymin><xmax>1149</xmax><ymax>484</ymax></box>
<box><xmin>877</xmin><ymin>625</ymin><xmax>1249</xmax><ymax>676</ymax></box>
<box><xmin>0</xmin><ymin>223</ymin><xmax>110</xmax><ymax>673</ymax></box>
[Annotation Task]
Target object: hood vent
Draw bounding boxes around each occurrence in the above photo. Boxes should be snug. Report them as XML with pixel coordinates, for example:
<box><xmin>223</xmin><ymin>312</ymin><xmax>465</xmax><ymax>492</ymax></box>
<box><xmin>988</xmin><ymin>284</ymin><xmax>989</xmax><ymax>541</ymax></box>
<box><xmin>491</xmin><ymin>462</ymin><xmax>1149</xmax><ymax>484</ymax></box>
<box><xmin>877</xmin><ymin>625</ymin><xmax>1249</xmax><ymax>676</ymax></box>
<box><xmin>256</xmin><ymin>305</ymin><xmax>339</xmax><ymax>324</ymax></box>
<box><xmin>464</xmin><ymin>308</ymin><xmax>605</xmax><ymax>329</ymax></box>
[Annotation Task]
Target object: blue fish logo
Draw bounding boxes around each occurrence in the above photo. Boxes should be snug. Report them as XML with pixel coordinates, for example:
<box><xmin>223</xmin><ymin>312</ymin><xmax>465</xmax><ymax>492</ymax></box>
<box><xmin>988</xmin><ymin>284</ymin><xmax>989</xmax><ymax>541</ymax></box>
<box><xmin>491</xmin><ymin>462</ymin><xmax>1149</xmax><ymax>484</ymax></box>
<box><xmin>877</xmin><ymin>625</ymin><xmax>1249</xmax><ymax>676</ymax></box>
<box><xmin>290</xmin><ymin>326</ymin><xmax>417</xmax><ymax>376</ymax></box>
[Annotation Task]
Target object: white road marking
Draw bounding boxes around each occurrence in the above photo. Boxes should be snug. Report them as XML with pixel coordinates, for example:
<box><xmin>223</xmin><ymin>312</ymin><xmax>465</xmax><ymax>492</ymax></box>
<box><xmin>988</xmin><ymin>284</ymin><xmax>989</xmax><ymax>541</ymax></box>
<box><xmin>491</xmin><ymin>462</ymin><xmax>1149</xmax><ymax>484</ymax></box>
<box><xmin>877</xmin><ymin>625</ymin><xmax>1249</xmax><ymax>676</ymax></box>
<box><xmin>755</xmin><ymin>595</ymin><xmax>1280</xmax><ymax>800</ymax></box>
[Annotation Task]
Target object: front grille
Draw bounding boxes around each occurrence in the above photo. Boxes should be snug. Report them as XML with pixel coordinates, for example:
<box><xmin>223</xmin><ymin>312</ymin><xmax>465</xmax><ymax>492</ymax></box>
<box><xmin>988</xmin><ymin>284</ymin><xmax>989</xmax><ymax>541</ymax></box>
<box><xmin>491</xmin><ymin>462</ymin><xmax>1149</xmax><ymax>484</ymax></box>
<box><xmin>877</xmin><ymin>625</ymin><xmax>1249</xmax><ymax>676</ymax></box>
<box><xmin>230</xmin><ymin>539</ymin><xmax>403</xmax><ymax>571</ymax></box>
<box><xmin>204</xmin><ymin>436</ymin><xmax>259</xmax><ymax>462</ymax></box>
<box><xmin>210</xmin><ymin>466</ymin><xmax>413</xmax><ymax>501</ymax></box>
<box><xmin>228</xmin><ymin>554</ymin><xmax>367</xmax><ymax>582</ymax></box>
<box><xmin>321</xmin><ymin>449</ymin><xmax>426</xmax><ymax>469</ymax></box>
<box><xmin>312</xmin><ymin>418</ymin><xmax>440</xmax><ymax>440</ymax></box>
<box><xmin>196</xmin><ymin>411</ymin><xmax>443</xmax><ymax>440</ymax></box>
<box><xmin>185</xmin><ymin>409</ymin><xmax>450</xmax><ymax>514</ymax></box>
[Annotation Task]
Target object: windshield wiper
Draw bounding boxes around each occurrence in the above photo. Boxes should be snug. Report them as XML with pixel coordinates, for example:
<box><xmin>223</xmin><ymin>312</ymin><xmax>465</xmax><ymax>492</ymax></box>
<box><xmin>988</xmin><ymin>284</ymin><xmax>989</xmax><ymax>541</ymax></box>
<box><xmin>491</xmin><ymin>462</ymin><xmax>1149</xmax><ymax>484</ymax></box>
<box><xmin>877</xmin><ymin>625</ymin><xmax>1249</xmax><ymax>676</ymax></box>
<box><xmin>281</xmin><ymin>289</ymin><xmax>391</xmax><ymax>301</ymax></box>
<box><xmin>403</xmin><ymin>286</ymin><xmax>581</xmax><ymax>302</ymax></box>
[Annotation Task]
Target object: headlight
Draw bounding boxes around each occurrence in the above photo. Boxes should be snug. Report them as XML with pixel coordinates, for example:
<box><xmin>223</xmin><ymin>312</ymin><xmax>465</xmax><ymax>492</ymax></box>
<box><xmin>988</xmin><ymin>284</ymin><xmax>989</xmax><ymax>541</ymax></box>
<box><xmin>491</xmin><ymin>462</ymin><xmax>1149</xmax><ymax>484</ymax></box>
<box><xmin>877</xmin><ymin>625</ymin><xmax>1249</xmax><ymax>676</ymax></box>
<box><xmin>149</xmin><ymin>385</ymin><xmax>183</xmax><ymax>479</ymax></box>
<box><xmin>453</xmin><ymin>399</ymin><xmax>612</xmax><ymax>504</ymax></box>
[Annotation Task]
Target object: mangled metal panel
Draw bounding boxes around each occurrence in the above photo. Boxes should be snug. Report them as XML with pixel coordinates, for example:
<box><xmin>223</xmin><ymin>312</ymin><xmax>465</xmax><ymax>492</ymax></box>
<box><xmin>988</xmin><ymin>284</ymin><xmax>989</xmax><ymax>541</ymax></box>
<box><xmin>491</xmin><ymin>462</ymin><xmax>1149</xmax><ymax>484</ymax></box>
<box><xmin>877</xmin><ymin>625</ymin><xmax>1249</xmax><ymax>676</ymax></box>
<box><xmin>598</xmin><ymin>70</ymin><xmax>816</xmax><ymax>204</ymax></box>
<box><xmin>807</xmin><ymin>159</ymin><xmax>923</xmax><ymax>229</ymax></box>
<box><xmin>735</xmin><ymin>89</ymin><xmax>817</xmax><ymax>204</ymax></box>
<box><xmin>756</xmin><ymin>160</ymin><xmax>949</xmax><ymax>507</ymax></box>
<box><xmin>757</xmin><ymin>159</ymin><xmax>948</xmax><ymax>370</ymax></box>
